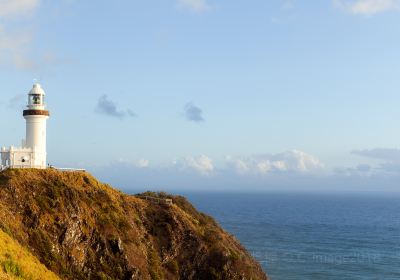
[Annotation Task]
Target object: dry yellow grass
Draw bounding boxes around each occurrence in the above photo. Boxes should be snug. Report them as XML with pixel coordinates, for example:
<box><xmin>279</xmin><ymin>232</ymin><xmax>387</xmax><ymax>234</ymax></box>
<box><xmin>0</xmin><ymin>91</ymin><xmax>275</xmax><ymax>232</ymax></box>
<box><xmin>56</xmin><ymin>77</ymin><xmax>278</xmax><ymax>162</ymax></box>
<box><xmin>0</xmin><ymin>169</ymin><xmax>268</xmax><ymax>280</ymax></box>
<box><xmin>0</xmin><ymin>229</ymin><xmax>60</xmax><ymax>280</ymax></box>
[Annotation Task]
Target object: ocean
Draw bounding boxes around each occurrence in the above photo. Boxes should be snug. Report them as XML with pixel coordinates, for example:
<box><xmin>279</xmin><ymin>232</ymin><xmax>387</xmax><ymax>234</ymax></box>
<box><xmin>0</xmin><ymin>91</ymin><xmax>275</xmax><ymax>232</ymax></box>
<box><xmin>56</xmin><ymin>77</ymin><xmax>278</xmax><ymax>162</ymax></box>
<box><xmin>183</xmin><ymin>192</ymin><xmax>400</xmax><ymax>280</ymax></box>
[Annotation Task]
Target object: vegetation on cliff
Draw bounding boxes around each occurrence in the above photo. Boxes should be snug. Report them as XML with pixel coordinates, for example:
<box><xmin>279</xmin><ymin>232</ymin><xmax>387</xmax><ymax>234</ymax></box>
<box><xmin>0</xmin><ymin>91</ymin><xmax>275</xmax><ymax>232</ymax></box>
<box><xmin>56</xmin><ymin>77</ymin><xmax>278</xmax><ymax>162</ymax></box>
<box><xmin>0</xmin><ymin>229</ymin><xmax>59</xmax><ymax>280</ymax></box>
<box><xmin>0</xmin><ymin>169</ymin><xmax>268</xmax><ymax>280</ymax></box>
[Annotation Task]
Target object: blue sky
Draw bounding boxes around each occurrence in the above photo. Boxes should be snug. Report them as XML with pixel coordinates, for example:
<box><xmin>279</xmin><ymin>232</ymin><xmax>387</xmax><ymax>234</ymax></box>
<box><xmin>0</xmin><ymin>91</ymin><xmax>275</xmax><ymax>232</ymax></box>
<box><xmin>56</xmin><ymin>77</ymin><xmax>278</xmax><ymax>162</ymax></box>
<box><xmin>1</xmin><ymin>0</ymin><xmax>400</xmax><ymax>191</ymax></box>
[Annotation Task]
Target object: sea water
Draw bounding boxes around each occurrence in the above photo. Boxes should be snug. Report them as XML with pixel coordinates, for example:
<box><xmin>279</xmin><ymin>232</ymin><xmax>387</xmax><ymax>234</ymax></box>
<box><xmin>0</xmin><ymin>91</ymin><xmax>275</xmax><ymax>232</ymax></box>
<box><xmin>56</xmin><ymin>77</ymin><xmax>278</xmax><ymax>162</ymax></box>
<box><xmin>184</xmin><ymin>192</ymin><xmax>400</xmax><ymax>280</ymax></box>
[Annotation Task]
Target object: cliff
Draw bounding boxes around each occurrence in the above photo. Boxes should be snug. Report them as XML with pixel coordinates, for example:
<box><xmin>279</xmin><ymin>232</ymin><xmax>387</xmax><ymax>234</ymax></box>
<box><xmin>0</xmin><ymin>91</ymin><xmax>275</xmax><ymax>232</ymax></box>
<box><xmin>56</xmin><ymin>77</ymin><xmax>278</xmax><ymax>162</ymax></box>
<box><xmin>0</xmin><ymin>228</ymin><xmax>60</xmax><ymax>280</ymax></box>
<box><xmin>0</xmin><ymin>169</ymin><xmax>268</xmax><ymax>280</ymax></box>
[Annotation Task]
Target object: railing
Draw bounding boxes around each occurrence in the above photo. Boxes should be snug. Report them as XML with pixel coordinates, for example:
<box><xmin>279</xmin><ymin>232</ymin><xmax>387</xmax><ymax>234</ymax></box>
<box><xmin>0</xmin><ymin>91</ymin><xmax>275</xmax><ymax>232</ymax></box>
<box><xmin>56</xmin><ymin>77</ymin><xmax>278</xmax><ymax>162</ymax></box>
<box><xmin>0</xmin><ymin>166</ymin><xmax>9</xmax><ymax>172</ymax></box>
<box><xmin>52</xmin><ymin>167</ymin><xmax>86</xmax><ymax>172</ymax></box>
<box><xmin>0</xmin><ymin>165</ymin><xmax>48</xmax><ymax>170</ymax></box>
<box><xmin>0</xmin><ymin>165</ymin><xmax>86</xmax><ymax>172</ymax></box>
<box><xmin>136</xmin><ymin>195</ymin><xmax>173</xmax><ymax>206</ymax></box>
<box><xmin>2</xmin><ymin>165</ymin><xmax>36</xmax><ymax>169</ymax></box>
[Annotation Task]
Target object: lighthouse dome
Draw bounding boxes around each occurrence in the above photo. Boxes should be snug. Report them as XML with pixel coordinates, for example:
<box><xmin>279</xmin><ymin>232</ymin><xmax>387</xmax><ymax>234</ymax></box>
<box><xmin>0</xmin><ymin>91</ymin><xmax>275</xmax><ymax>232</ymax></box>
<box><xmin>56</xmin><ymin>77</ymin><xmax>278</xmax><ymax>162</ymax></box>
<box><xmin>29</xmin><ymin>83</ymin><xmax>45</xmax><ymax>95</ymax></box>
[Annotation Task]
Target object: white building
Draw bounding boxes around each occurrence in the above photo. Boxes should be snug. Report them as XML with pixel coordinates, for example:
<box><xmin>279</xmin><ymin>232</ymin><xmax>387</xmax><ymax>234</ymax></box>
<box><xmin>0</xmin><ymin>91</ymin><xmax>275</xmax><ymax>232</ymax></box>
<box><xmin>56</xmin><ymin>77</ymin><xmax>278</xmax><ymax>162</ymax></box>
<box><xmin>1</xmin><ymin>84</ymin><xmax>50</xmax><ymax>169</ymax></box>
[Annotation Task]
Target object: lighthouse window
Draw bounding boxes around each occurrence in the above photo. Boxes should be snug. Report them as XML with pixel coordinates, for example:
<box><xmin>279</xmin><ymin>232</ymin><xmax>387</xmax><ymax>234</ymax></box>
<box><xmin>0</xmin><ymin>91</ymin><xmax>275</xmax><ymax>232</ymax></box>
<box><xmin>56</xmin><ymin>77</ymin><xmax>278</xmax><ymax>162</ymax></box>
<box><xmin>30</xmin><ymin>94</ymin><xmax>42</xmax><ymax>105</ymax></box>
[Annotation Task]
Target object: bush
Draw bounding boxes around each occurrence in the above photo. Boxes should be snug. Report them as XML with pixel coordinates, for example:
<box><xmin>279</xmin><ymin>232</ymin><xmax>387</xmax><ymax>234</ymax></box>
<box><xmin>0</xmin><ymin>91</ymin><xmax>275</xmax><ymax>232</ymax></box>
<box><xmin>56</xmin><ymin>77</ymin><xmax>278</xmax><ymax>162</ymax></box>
<box><xmin>97</xmin><ymin>272</ymin><xmax>113</xmax><ymax>280</ymax></box>
<box><xmin>148</xmin><ymin>249</ymin><xmax>164</xmax><ymax>280</ymax></box>
<box><xmin>203</xmin><ymin>228</ymin><xmax>221</xmax><ymax>244</ymax></box>
<box><xmin>229</xmin><ymin>250</ymin><xmax>240</xmax><ymax>262</ymax></box>
<box><xmin>29</xmin><ymin>228</ymin><xmax>59</xmax><ymax>269</ymax></box>
<box><xmin>1</xmin><ymin>258</ymin><xmax>24</xmax><ymax>278</ymax></box>
<box><xmin>166</xmin><ymin>260</ymin><xmax>179</xmax><ymax>275</ymax></box>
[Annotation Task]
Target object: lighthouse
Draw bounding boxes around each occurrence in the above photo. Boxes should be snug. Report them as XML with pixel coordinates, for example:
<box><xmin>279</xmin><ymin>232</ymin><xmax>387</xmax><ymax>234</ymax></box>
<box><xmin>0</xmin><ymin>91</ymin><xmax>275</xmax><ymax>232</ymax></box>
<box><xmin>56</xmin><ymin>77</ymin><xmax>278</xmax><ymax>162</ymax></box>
<box><xmin>24</xmin><ymin>84</ymin><xmax>50</xmax><ymax>168</ymax></box>
<box><xmin>1</xmin><ymin>83</ymin><xmax>50</xmax><ymax>169</ymax></box>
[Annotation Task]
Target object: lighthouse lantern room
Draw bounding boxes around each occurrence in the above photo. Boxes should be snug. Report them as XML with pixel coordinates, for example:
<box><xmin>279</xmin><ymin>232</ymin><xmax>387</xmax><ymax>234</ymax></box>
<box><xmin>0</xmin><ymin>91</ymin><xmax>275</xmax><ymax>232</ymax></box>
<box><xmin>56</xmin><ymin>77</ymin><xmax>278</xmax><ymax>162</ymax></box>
<box><xmin>1</xmin><ymin>83</ymin><xmax>50</xmax><ymax>169</ymax></box>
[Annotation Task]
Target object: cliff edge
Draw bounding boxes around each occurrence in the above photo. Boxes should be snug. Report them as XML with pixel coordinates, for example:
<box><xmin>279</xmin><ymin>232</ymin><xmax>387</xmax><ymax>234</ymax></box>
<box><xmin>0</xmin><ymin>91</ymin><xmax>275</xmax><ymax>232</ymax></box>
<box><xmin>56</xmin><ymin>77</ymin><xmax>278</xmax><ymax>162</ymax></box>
<box><xmin>0</xmin><ymin>169</ymin><xmax>268</xmax><ymax>280</ymax></box>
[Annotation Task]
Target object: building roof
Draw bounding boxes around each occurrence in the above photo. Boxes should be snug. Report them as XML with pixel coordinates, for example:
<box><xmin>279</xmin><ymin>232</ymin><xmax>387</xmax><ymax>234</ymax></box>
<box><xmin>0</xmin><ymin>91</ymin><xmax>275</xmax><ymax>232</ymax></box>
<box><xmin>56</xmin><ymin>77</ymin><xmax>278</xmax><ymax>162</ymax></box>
<box><xmin>29</xmin><ymin>84</ymin><xmax>45</xmax><ymax>95</ymax></box>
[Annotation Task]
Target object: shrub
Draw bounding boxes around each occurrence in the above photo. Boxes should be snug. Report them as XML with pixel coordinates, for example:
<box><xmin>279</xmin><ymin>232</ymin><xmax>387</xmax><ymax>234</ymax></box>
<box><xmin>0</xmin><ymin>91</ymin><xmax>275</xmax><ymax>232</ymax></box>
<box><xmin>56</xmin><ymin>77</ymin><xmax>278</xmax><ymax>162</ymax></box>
<box><xmin>229</xmin><ymin>250</ymin><xmax>240</xmax><ymax>262</ymax></box>
<box><xmin>166</xmin><ymin>260</ymin><xmax>179</xmax><ymax>275</ymax></box>
<box><xmin>97</xmin><ymin>272</ymin><xmax>113</xmax><ymax>280</ymax></box>
<box><xmin>1</xmin><ymin>258</ymin><xmax>24</xmax><ymax>278</ymax></box>
<box><xmin>203</xmin><ymin>228</ymin><xmax>221</xmax><ymax>244</ymax></box>
<box><xmin>148</xmin><ymin>249</ymin><xmax>164</xmax><ymax>280</ymax></box>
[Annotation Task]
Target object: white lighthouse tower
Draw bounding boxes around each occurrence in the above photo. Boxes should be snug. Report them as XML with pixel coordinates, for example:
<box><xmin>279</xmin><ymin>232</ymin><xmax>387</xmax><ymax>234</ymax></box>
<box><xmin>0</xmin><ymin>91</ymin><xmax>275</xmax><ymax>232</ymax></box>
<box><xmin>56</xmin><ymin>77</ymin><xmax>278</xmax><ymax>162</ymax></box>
<box><xmin>1</xmin><ymin>83</ymin><xmax>50</xmax><ymax>169</ymax></box>
<box><xmin>24</xmin><ymin>84</ymin><xmax>50</xmax><ymax>168</ymax></box>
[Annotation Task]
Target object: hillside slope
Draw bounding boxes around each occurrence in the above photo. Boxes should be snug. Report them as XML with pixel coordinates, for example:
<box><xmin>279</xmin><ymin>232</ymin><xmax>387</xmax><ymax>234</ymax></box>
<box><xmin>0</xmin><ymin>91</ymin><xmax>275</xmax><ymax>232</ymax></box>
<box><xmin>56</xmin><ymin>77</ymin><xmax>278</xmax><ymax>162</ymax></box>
<box><xmin>0</xmin><ymin>169</ymin><xmax>268</xmax><ymax>280</ymax></box>
<box><xmin>0</xmin><ymin>229</ymin><xmax>59</xmax><ymax>280</ymax></box>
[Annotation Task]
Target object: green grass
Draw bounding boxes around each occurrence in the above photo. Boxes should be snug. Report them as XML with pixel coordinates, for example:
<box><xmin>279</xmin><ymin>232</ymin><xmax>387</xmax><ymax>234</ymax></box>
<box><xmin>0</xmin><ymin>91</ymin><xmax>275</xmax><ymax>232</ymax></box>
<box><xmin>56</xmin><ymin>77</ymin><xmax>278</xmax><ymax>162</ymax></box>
<box><xmin>2</xmin><ymin>258</ymin><xmax>24</xmax><ymax>278</ymax></box>
<box><xmin>0</xmin><ymin>229</ymin><xmax>60</xmax><ymax>280</ymax></box>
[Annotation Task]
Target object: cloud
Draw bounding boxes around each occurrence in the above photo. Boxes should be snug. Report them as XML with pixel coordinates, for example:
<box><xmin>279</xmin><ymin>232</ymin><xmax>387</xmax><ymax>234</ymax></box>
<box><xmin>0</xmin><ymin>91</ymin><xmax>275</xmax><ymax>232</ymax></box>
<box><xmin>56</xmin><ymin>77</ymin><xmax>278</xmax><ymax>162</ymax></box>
<box><xmin>127</xmin><ymin>109</ymin><xmax>137</xmax><ymax>118</ymax></box>
<box><xmin>184</xmin><ymin>102</ymin><xmax>204</xmax><ymax>122</ymax></box>
<box><xmin>282</xmin><ymin>0</ymin><xmax>296</xmax><ymax>10</ymax></box>
<box><xmin>0</xmin><ymin>0</ymin><xmax>41</xmax><ymax>70</ymax></box>
<box><xmin>0</xmin><ymin>25</ymin><xmax>35</xmax><ymax>70</ymax></box>
<box><xmin>0</xmin><ymin>0</ymin><xmax>39</xmax><ymax>17</ymax></box>
<box><xmin>91</xmin><ymin>151</ymin><xmax>329</xmax><ymax>192</ymax></box>
<box><xmin>181</xmin><ymin>155</ymin><xmax>214</xmax><ymax>175</ymax></box>
<box><xmin>40</xmin><ymin>51</ymin><xmax>75</xmax><ymax>67</ymax></box>
<box><xmin>91</xmin><ymin>149</ymin><xmax>400</xmax><ymax>192</ymax></box>
<box><xmin>352</xmin><ymin>148</ymin><xmax>400</xmax><ymax>162</ymax></box>
<box><xmin>177</xmin><ymin>0</ymin><xmax>210</xmax><ymax>12</ymax></box>
<box><xmin>0</xmin><ymin>32</ymin><xmax>73</xmax><ymax>70</ymax></box>
<box><xmin>0</xmin><ymin>1</ymin><xmax>70</xmax><ymax>71</ymax></box>
<box><xmin>8</xmin><ymin>94</ymin><xmax>26</xmax><ymax>110</ymax></box>
<box><xmin>95</xmin><ymin>95</ymin><xmax>136</xmax><ymax>120</ymax></box>
<box><xmin>334</xmin><ymin>0</ymin><xmax>400</xmax><ymax>15</ymax></box>
<box><xmin>135</xmin><ymin>159</ymin><xmax>150</xmax><ymax>168</ymax></box>
<box><xmin>334</xmin><ymin>164</ymin><xmax>375</xmax><ymax>177</ymax></box>
<box><xmin>227</xmin><ymin>150</ymin><xmax>324</xmax><ymax>175</ymax></box>
<box><xmin>112</xmin><ymin>158</ymin><xmax>150</xmax><ymax>168</ymax></box>
<box><xmin>107</xmin><ymin>151</ymin><xmax>321</xmax><ymax>178</ymax></box>
<box><xmin>350</xmin><ymin>148</ymin><xmax>400</xmax><ymax>176</ymax></box>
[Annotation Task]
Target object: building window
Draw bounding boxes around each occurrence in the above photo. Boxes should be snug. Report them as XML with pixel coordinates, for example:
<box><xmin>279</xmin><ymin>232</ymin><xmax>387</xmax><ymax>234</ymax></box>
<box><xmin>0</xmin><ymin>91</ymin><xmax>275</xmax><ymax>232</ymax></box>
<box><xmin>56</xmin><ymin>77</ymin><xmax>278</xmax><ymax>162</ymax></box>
<box><xmin>29</xmin><ymin>94</ymin><xmax>42</xmax><ymax>105</ymax></box>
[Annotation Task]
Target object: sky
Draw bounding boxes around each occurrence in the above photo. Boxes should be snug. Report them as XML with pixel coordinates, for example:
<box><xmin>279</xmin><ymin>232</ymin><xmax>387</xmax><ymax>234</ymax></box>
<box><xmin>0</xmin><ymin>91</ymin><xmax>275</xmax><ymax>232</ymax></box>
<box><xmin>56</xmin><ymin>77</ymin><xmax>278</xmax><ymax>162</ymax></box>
<box><xmin>0</xmin><ymin>0</ymin><xmax>400</xmax><ymax>192</ymax></box>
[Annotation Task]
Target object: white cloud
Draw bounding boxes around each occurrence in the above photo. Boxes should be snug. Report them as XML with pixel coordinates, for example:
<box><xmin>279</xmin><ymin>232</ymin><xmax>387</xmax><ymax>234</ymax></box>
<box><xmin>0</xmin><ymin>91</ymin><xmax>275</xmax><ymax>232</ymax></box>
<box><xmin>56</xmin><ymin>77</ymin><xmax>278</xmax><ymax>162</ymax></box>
<box><xmin>183</xmin><ymin>155</ymin><xmax>214</xmax><ymax>175</ymax></box>
<box><xmin>0</xmin><ymin>0</ymin><xmax>41</xmax><ymax>69</ymax></box>
<box><xmin>0</xmin><ymin>0</ymin><xmax>39</xmax><ymax>18</ymax></box>
<box><xmin>8</xmin><ymin>94</ymin><xmax>26</xmax><ymax>109</ymax></box>
<box><xmin>177</xmin><ymin>0</ymin><xmax>210</xmax><ymax>12</ymax></box>
<box><xmin>235</xmin><ymin>159</ymin><xmax>250</xmax><ymax>174</ymax></box>
<box><xmin>0</xmin><ymin>27</ymin><xmax>35</xmax><ymax>69</ymax></box>
<box><xmin>135</xmin><ymin>159</ymin><xmax>150</xmax><ymax>168</ymax></box>
<box><xmin>111</xmin><ymin>158</ymin><xmax>150</xmax><ymax>169</ymax></box>
<box><xmin>227</xmin><ymin>150</ymin><xmax>323</xmax><ymax>175</ymax></box>
<box><xmin>352</xmin><ymin>148</ymin><xmax>400</xmax><ymax>162</ymax></box>
<box><xmin>282</xmin><ymin>0</ymin><xmax>295</xmax><ymax>10</ymax></box>
<box><xmin>351</xmin><ymin>148</ymin><xmax>400</xmax><ymax>175</ymax></box>
<box><xmin>94</xmin><ymin>149</ymin><xmax>400</xmax><ymax>191</ymax></box>
<box><xmin>334</xmin><ymin>0</ymin><xmax>400</xmax><ymax>15</ymax></box>
<box><xmin>334</xmin><ymin>164</ymin><xmax>375</xmax><ymax>177</ymax></box>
